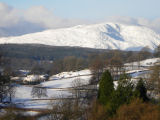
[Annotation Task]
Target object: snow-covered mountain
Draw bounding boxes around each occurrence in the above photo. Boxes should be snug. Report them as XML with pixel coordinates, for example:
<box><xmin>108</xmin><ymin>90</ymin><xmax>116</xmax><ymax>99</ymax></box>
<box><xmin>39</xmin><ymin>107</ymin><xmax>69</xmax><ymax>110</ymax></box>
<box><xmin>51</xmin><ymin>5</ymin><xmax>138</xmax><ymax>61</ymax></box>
<box><xmin>0</xmin><ymin>22</ymin><xmax>160</xmax><ymax>51</ymax></box>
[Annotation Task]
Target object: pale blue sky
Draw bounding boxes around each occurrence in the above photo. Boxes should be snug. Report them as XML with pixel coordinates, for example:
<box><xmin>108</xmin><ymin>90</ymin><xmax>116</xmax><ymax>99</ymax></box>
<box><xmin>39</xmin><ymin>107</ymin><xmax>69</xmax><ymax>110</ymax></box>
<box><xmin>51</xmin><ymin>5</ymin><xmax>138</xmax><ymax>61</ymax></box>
<box><xmin>0</xmin><ymin>0</ymin><xmax>159</xmax><ymax>20</ymax></box>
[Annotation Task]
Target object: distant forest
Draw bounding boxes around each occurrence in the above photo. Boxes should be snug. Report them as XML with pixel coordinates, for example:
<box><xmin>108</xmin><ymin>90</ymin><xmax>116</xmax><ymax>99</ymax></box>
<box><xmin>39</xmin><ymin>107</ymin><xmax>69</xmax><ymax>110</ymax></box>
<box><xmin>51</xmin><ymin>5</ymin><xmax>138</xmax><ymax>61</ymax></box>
<box><xmin>0</xmin><ymin>44</ymin><xmax>156</xmax><ymax>71</ymax></box>
<box><xmin>0</xmin><ymin>44</ymin><xmax>113</xmax><ymax>60</ymax></box>
<box><xmin>0</xmin><ymin>44</ymin><xmax>140</xmax><ymax>60</ymax></box>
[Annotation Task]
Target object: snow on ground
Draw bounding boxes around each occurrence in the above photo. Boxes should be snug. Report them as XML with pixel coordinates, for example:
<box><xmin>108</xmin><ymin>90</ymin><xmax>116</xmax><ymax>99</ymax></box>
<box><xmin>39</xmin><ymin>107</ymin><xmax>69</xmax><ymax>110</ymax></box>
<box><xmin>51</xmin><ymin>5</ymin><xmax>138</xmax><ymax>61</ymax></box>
<box><xmin>1</xmin><ymin>23</ymin><xmax>160</xmax><ymax>51</ymax></box>
<box><xmin>41</xmin><ymin>69</ymin><xmax>91</xmax><ymax>88</ymax></box>
<box><xmin>42</xmin><ymin>75</ymin><xmax>91</xmax><ymax>88</ymax></box>
<box><xmin>11</xmin><ymin>75</ymin><xmax>46</xmax><ymax>82</ymax></box>
<box><xmin>12</xmin><ymin>66</ymin><xmax>155</xmax><ymax>109</ymax></box>
<box><xmin>129</xmin><ymin>70</ymin><xmax>149</xmax><ymax>78</ymax></box>
<box><xmin>49</xmin><ymin>69</ymin><xmax>91</xmax><ymax>80</ymax></box>
<box><xmin>124</xmin><ymin>58</ymin><xmax>160</xmax><ymax>84</ymax></box>
<box><xmin>113</xmin><ymin>81</ymin><xmax>118</xmax><ymax>89</ymax></box>
<box><xmin>14</xmin><ymin>86</ymin><xmax>71</xmax><ymax>100</ymax></box>
<box><xmin>22</xmin><ymin>111</ymin><xmax>40</xmax><ymax>116</ymax></box>
<box><xmin>13</xmin><ymin>86</ymin><xmax>72</xmax><ymax>109</ymax></box>
<box><xmin>19</xmin><ymin>70</ymin><xmax>30</xmax><ymax>75</ymax></box>
<box><xmin>23</xmin><ymin>75</ymin><xmax>45</xmax><ymax>82</ymax></box>
<box><xmin>126</xmin><ymin>69</ymin><xmax>146</xmax><ymax>74</ymax></box>
<box><xmin>13</xmin><ymin>69</ymin><xmax>92</xmax><ymax>109</ymax></box>
<box><xmin>125</xmin><ymin>58</ymin><xmax>160</xmax><ymax>66</ymax></box>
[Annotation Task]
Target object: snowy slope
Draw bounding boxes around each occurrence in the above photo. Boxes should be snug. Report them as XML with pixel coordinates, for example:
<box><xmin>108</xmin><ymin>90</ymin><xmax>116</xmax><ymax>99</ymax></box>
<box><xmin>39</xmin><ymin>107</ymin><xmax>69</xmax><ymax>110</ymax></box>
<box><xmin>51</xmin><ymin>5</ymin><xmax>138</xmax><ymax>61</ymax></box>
<box><xmin>13</xmin><ymin>69</ymin><xmax>92</xmax><ymax>109</ymax></box>
<box><xmin>42</xmin><ymin>69</ymin><xmax>91</xmax><ymax>88</ymax></box>
<box><xmin>13</xmin><ymin>68</ymin><xmax>152</xmax><ymax>109</ymax></box>
<box><xmin>125</xmin><ymin>58</ymin><xmax>160</xmax><ymax>66</ymax></box>
<box><xmin>49</xmin><ymin>69</ymin><xmax>91</xmax><ymax>80</ymax></box>
<box><xmin>41</xmin><ymin>75</ymin><xmax>91</xmax><ymax>88</ymax></box>
<box><xmin>0</xmin><ymin>22</ymin><xmax>160</xmax><ymax>51</ymax></box>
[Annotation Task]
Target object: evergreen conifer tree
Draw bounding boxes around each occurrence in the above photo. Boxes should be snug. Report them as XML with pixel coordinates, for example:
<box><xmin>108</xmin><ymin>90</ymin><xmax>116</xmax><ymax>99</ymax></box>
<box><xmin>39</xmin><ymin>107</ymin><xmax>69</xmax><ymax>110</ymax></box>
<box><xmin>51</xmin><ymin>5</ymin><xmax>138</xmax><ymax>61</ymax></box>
<box><xmin>107</xmin><ymin>73</ymin><xmax>134</xmax><ymax>115</ymax></box>
<box><xmin>134</xmin><ymin>78</ymin><xmax>148</xmax><ymax>101</ymax></box>
<box><xmin>98</xmin><ymin>70</ymin><xmax>114</xmax><ymax>105</ymax></box>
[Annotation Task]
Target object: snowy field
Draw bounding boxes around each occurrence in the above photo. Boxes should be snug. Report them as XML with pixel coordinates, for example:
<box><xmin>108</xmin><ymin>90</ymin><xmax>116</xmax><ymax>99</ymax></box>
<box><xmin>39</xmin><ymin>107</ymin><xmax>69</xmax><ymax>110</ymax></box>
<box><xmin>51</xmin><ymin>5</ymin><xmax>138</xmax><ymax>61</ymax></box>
<box><xmin>125</xmin><ymin>58</ymin><xmax>160</xmax><ymax>66</ymax></box>
<box><xmin>13</xmin><ymin>69</ymin><xmax>92</xmax><ymax>109</ymax></box>
<box><xmin>10</xmin><ymin>58</ymin><xmax>160</xmax><ymax>110</ymax></box>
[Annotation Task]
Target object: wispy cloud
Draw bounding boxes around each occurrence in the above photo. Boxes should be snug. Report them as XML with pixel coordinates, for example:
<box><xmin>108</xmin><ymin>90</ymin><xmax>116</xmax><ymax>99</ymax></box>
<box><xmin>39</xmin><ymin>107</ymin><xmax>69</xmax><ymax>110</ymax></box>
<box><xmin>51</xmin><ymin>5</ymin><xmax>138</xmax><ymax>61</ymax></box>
<box><xmin>102</xmin><ymin>16</ymin><xmax>160</xmax><ymax>34</ymax></box>
<box><xmin>0</xmin><ymin>2</ymin><xmax>160</xmax><ymax>37</ymax></box>
<box><xmin>0</xmin><ymin>3</ymin><xmax>87</xmax><ymax>37</ymax></box>
<box><xmin>0</xmin><ymin>2</ymin><xmax>19</xmax><ymax>27</ymax></box>
<box><xmin>23</xmin><ymin>6</ymin><xmax>88</xmax><ymax>29</ymax></box>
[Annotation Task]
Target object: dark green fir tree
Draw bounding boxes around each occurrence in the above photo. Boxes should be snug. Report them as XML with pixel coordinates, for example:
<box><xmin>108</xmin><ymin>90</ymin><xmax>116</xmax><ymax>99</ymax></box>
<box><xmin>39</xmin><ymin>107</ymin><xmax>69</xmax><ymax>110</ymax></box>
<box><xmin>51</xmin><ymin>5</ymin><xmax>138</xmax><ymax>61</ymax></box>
<box><xmin>98</xmin><ymin>70</ymin><xmax>114</xmax><ymax>105</ymax></box>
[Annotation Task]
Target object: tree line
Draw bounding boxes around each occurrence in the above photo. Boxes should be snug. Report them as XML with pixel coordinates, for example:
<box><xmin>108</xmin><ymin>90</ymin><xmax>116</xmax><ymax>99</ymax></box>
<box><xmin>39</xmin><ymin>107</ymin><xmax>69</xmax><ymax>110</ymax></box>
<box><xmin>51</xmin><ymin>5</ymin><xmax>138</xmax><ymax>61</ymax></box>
<box><xmin>1</xmin><ymin>44</ymin><xmax>157</xmax><ymax>71</ymax></box>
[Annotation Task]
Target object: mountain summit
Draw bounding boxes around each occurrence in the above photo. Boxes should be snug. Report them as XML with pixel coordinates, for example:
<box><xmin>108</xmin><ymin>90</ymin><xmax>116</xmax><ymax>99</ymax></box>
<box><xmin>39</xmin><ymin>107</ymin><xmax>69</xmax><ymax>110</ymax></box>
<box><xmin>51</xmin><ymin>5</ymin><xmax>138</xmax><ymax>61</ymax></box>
<box><xmin>0</xmin><ymin>23</ymin><xmax>160</xmax><ymax>51</ymax></box>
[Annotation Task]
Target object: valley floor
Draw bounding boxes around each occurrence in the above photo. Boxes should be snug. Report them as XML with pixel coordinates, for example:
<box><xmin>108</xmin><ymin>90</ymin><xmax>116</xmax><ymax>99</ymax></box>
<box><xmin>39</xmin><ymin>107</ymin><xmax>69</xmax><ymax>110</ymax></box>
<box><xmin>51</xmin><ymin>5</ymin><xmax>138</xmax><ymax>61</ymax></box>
<box><xmin>1</xmin><ymin>58</ymin><xmax>160</xmax><ymax>116</ymax></box>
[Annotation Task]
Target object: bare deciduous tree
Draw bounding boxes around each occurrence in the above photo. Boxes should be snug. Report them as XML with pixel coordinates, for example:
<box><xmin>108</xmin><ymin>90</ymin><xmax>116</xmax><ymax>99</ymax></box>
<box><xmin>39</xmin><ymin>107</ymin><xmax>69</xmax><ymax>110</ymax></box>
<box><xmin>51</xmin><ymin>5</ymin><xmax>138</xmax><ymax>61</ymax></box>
<box><xmin>148</xmin><ymin>64</ymin><xmax>160</xmax><ymax>99</ymax></box>
<box><xmin>31</xmin><ymin>86</ymin><xmax>48</xmax><ymax>98</ymax></box>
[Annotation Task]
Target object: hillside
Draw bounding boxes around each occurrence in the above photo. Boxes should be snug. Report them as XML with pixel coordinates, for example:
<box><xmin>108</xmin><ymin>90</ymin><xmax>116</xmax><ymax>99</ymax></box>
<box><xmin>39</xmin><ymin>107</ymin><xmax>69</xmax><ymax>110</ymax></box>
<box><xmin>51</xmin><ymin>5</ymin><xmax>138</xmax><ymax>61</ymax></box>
<box><xmin>0</xmin><ymin>23</ymin><xmax>160</xmax><ymax>51</ymax></box>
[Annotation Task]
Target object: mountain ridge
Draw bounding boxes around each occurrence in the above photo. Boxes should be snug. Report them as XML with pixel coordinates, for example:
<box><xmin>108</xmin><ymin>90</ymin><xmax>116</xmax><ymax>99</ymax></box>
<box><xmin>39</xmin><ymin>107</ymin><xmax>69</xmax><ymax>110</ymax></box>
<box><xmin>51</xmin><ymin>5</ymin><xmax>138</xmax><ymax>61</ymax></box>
<box><xmin>0</xmin><ymin>22</ymin><xmax>160</xmax><ymax>51</ymax></box>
